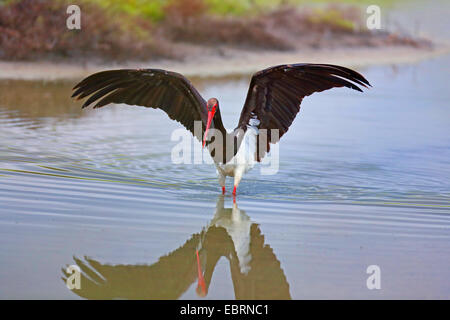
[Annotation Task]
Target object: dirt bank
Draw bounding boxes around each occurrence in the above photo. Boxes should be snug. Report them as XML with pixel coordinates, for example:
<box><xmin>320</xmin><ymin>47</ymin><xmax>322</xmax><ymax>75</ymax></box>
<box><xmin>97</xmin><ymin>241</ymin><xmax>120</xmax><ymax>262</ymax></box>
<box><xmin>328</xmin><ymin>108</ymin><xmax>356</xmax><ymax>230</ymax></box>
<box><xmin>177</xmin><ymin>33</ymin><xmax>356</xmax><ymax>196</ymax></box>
<box><xmin>0</xmin><ymin>42</ymin><xmax>448</xmax><ymax>81</ymax></box>
<box><xmin>1</xmin><ymin>0</ymin><xmax>447</xmax><ymax>80</ymax></box>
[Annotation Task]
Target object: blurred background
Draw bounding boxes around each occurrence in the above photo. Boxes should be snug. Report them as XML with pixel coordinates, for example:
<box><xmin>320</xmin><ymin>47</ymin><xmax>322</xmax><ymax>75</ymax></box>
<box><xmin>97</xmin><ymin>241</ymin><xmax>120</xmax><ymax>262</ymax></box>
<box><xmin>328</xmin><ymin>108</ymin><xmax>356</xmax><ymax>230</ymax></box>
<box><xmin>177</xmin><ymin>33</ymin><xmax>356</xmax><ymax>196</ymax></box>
<box><xmin>0</xmin><ymin>0</ymin><xmax>436</xmax><ymax>63</ymax></box>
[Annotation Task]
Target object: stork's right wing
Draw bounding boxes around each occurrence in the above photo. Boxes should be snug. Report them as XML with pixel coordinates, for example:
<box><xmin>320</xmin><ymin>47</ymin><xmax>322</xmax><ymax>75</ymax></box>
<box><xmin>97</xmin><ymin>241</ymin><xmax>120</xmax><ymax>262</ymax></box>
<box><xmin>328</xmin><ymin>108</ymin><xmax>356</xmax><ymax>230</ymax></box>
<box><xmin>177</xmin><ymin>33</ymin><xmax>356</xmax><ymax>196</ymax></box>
<box><xmin>72</xmin><ymin>69</ymin><xmax>208</xmax><ymax>141</ymax></box>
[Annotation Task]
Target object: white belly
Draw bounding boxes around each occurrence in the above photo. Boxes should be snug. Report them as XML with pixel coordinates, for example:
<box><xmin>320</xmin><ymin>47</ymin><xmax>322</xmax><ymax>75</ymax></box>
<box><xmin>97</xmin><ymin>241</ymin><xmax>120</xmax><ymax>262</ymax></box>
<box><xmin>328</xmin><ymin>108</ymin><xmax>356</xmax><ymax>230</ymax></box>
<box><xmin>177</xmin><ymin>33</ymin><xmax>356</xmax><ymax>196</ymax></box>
<box><xmin>215</xmin><ymin>123</ymin><xmax>259</xmax><ymax>177</ymax></box>
<box><xmin>213</xmin><ymin>204</ymin><xmax>252</xmax><ymax>275</ymax></box>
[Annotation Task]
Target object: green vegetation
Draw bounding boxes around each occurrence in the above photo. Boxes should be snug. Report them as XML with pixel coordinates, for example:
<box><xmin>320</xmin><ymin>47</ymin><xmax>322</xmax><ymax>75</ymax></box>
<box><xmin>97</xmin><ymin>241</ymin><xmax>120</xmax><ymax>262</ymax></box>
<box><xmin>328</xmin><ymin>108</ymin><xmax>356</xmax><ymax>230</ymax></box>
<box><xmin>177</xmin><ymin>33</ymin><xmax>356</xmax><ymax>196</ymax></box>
<box><xmin>204</xmin><ymin>0</ymin><xmax>282</xmax><ymax>16</ymax></box>
<box><xmin>0</xmin><ymin>0</ymin><xmax>423</xmax><ymax>62</ymax></box>
<box><xmin>87</xmin><ymin>0</ymin><xmax>166</xmax><ymax>21</ymax></box>
<box><xmin>52</xmin><ymin>0</ymin><xmax>402</xmax><ymax>22</ymax></box>
<box><xmin>308</xmin><ymin>7</ymin><xmax>355</xmax><ymax>32</ymax></box>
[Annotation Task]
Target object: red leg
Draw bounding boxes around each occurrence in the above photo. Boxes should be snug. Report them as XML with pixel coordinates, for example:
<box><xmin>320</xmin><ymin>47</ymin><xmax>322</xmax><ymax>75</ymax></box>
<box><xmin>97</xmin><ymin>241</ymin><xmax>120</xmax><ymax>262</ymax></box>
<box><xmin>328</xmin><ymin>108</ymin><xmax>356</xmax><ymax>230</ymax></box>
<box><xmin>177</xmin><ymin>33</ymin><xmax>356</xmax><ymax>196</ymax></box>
<box><xmin>232</xmin><ymin>186</ymin><xmax>237</xmax><ymax>195</ymax></box>
<box><xmin>222</xmin><ymin>186</ymin><xmax>226</xmax><ymax>194</ymax></box>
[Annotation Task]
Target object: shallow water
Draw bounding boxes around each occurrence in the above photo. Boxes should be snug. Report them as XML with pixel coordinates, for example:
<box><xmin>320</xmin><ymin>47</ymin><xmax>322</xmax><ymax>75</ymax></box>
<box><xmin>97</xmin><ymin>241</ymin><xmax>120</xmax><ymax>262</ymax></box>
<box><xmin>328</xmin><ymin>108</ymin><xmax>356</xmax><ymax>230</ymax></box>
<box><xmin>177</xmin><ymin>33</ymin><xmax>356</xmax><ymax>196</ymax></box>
<box><xmin>1</xmin><ymin>53</ymin><xmax>449</xmax><ymax>299</ymax></box>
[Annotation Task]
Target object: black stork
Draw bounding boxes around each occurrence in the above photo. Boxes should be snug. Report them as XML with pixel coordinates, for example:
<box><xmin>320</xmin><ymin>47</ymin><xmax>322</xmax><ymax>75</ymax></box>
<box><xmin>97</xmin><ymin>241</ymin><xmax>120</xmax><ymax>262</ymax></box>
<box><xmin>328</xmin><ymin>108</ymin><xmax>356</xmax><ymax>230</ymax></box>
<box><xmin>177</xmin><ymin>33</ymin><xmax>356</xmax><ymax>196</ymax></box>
<box><xmin>72</xmin><ymin>63</ymin><xmax>370</xmax><ymax>195</ymax></box>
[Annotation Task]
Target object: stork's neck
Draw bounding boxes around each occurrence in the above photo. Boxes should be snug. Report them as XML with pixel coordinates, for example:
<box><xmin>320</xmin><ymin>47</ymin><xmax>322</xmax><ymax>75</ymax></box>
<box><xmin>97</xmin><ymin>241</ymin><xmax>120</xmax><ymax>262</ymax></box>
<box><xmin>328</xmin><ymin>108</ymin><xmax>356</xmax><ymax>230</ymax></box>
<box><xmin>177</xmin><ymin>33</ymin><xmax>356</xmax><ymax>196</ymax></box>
<box><xmin>212</xmin><ymin>107</ymin><xmax>227</xmax><ymax>137</ymax></box>
<box><xmin>206</xmin><ymin>106</ymin><xmax>250</xmax><ymax>164</ymax></box>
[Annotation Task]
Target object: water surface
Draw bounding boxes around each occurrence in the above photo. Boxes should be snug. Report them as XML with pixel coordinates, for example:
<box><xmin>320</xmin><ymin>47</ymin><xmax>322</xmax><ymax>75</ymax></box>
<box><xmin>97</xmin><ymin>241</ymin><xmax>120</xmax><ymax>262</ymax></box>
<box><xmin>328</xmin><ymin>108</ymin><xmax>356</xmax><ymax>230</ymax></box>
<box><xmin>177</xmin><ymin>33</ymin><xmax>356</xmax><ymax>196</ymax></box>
<box><xmin>0</xmin><ymin>54</ymin><xmax>449</xmax><ymax>299</ymax></box>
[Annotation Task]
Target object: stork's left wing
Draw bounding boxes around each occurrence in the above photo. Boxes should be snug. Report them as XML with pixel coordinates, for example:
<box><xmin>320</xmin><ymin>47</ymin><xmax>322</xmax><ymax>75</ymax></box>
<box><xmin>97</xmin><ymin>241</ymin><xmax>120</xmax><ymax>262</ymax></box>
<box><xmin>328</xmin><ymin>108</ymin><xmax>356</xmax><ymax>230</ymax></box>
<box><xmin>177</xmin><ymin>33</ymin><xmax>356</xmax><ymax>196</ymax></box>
<box><xmin>236</xmin><ymin>63</ymin><xmax>370</xmax><ymax>160</ymax></box>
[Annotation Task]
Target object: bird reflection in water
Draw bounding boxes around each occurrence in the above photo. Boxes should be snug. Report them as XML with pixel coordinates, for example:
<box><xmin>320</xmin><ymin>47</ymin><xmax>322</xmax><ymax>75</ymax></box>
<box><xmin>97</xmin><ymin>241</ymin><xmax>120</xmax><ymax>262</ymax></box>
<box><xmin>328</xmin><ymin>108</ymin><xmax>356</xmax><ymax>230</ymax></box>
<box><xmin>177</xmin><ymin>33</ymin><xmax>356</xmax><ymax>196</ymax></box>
<box><xmin>62</xmin><ymin>196</ymin><xmax>291</xmax><ymax>299</ymax></box>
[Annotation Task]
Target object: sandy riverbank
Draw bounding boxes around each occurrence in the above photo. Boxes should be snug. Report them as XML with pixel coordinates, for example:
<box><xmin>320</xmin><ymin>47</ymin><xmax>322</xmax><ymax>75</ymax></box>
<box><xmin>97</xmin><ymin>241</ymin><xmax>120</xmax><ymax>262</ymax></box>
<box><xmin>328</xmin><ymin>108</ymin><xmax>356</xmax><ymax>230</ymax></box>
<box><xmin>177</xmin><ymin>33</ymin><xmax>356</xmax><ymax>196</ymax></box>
<box><xmin>1</xmin><ymin>42</ymin><xmax>449</xmax><ymax>81</ymax></box>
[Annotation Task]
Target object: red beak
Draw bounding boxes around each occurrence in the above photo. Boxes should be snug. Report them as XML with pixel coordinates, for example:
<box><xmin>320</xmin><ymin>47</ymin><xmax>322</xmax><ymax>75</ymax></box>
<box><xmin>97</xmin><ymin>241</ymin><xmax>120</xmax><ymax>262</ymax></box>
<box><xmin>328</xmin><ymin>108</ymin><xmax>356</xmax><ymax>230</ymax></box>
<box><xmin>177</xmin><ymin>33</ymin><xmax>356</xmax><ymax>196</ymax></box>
<box><xmin>202</xmin><ymin>108</ymin><xmax>215</xmax><ymax>148</ymax></box>
<box><xmin>196</xmin><ymin>250</ymin><xmax>206</xmax><ymax>296</ymax></box>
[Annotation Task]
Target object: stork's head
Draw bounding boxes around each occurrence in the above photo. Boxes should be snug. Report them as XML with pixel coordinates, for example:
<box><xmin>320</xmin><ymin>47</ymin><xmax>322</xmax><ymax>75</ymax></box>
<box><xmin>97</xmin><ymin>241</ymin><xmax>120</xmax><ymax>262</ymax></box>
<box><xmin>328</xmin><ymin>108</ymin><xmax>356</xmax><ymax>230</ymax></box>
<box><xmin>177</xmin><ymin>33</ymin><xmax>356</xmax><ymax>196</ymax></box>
<box><xmin>203</xmin><ymin>98</ymin><xmax>219</xmax><ymax>148</ymax></box>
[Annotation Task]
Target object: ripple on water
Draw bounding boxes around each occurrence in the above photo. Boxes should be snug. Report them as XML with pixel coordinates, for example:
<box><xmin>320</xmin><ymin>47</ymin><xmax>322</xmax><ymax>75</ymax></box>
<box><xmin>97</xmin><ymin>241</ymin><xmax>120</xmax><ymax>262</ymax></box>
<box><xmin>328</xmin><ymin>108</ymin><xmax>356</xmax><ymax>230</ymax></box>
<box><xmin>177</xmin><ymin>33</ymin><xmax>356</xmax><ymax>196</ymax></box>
<box><xmin>1</xmin><ymin>57</ymin><xmax>450</xmax><ymax>298</ymax></box>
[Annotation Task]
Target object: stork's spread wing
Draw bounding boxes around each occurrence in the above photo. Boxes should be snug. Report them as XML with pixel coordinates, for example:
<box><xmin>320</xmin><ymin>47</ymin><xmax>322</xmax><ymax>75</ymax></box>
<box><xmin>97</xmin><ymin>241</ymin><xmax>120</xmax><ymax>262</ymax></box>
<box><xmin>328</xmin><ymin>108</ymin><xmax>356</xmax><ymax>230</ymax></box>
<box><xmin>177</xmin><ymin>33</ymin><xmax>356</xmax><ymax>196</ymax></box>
<box><xmin>236</xmin><ymin>63</ymin><xmax>370</xmax><ymax>159</ymax></box>
<box><xmin>62</xmin><ymin>232</ymin><xmax>202</xmax><ymax>299</ymax></box>
<box><xmin>72</xmin><ymin>69</ymin><xmax>207</xmax><ymax>140</ymax></box>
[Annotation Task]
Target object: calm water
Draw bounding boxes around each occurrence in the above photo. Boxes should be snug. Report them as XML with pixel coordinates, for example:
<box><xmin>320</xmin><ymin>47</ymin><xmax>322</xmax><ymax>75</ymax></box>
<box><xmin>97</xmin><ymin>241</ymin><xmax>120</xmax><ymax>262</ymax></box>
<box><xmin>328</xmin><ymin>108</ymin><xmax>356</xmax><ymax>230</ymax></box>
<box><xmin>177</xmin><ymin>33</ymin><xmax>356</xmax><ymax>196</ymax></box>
<box><xmin>0</xmin><ymin>54</ymin><xmax>449</xmax><ymax>299</ymax></box>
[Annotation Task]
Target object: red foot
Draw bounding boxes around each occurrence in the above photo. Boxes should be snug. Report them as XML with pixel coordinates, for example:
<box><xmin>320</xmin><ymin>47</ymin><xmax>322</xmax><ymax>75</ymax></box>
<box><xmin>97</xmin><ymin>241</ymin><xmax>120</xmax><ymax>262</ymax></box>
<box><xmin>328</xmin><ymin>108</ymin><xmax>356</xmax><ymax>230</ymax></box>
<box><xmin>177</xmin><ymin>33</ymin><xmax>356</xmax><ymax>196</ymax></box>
<box><xmin>222</xmin><ymin>186</ymin><xmax>226</xmax><ymax>194</ymax></box>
